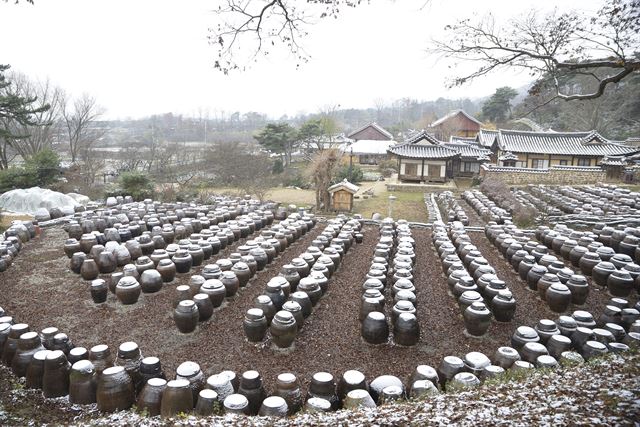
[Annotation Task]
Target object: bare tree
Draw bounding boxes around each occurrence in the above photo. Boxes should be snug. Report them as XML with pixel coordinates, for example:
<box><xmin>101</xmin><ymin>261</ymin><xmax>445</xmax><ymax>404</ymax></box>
<box><xmin>61</xmin><ymin>92</ymin><xmax>105</xmax><ymax>163</ymax></box>
<box><xmin>2</xmin><ymin>72</ymin><xmax>63</xmax><ymax>160</ymax></box>
<box><xmin>209</xmin><ymin>0</ymin><xmax>369</xmax><ymax>73</ymax></box>
<box><xmin>306</xmin><ymin>148</ymin><xmax>341</xmax><ymax>210</ymax></box>
<box><xmin>432</xmin><ymin>0</ymin><xmax>640</xmax><ymax>102</ymax></box>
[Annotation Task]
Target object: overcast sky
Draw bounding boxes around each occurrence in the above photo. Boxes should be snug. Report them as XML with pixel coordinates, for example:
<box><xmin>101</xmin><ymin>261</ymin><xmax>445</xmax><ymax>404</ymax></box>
<box><xmin>0</xmin><ymin>0</ymin><xmax>602</xmax><ymax>120</ymax></box>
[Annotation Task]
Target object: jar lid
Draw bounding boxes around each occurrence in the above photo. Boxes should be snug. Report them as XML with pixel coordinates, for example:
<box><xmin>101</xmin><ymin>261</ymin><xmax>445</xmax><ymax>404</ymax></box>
<box><xmin>118</xmin><ymin>341</ymin><xmax>140</xmax><ymax>358</ymax></box>
<box><xmin>176</xmin><ymin>361</ymin><xmax>201</xmax><ymax>378</ymax></box>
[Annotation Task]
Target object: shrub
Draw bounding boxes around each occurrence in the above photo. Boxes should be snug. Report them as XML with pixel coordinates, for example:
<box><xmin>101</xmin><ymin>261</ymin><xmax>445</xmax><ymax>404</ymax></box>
<box><xmin>272</xmin><ymin>158</ymin><xmax>284</xmax><ymax>174</ymax></box>
<box><xmin>107</xmin><ymin>171</ymin><xmax>155</xmax><ymax>201</ymax></box>
<box><xmin>334</xmin><ymin>164</ymin><xmax>364</xmax><ymax>184</ymax></box>
<box><xmin>0</xmin><ymin>167</ymin><xmax>37</xmax><ymax>192</ymax></box>
<box><xmin>25</xmin><ymin>148</ymin><xmax>60</xmax><ymax>187</ymax></box>
<box><xmin>377</xmin><ymin>159</ymin><xmax>398</xmax><ymax>177</ymax></box>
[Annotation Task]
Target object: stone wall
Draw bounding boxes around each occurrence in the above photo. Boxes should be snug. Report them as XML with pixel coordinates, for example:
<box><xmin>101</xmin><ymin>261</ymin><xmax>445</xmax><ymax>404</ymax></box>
<box><xmin>480</xmin><ymin>165</ymin><xmax>609</xmax><ymax>185</ymax></box>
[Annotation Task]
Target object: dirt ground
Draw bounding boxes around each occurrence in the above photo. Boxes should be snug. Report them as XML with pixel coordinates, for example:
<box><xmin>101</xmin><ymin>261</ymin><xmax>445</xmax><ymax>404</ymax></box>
<box><xmin>0</xmin><ymin>213</ymin><xmax>633</xmax><ymax>423</ymax></box>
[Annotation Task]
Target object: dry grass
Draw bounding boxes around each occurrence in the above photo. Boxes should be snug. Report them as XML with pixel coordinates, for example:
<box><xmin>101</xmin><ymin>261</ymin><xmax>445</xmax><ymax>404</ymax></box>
<box><xmin>1</xmin><ymin>212</ymin><xmax>33</xmax><ymax>229</ymax></box>
<box><xmin>353</xmin><ymin>190</ymin><xmax>428</xmax><ymax>222</ymax></box>
<box><xmin>200</xmin><ymin>186</ymin><xmax>315</xmax><ymax>207</ymax></box>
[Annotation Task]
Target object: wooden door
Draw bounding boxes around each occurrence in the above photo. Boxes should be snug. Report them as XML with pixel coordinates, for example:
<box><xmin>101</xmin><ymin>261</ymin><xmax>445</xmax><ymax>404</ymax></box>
<box><xmin>404</xmin><ymin>163</ymin><xmax>418</xmax><ymax>176</ymax></box>
<box><xmin>333</xmin><ymin>190</ymin><xmax>352</xmax><ymax>211</ymax></box>
<box><xmin>428</xmin><ymin>164</ymin><xmax>441</xmax><ymax>178</ymax></box>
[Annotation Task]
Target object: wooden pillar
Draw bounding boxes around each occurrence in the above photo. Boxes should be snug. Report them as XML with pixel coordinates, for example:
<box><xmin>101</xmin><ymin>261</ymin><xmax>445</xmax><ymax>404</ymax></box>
<box><xmin>421</xmin><ymin>159</ymin><xmax>425</xmax><ymax>181</ymax></box>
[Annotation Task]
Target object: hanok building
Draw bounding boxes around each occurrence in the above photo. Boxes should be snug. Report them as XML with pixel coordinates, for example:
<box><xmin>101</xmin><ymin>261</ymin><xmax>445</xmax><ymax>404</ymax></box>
<box><xmin>429</xmin><ymin>110</ymin><xmax>483</xmax><ymax>141</ymax></box>
<box><xmin>387</xmin><ymin>131</ymin><xmax>490</xmax><ymax>183</ymax></box>
<box><xmin>345</xmin><ymin>122</ymin><xmax>395</xmax><ymax>165</ymax></box>
<box><xmin>494</xmin><ymin>129</ymin><xmax>639</xmax><ymax>168</ymax></box>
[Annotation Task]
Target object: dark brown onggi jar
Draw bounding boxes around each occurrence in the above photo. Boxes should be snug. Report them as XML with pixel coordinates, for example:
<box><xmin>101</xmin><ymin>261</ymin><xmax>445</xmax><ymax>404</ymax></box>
<box><xmin>115</xmin><ymin>276</ymin><xmax>142</xmax><ymax>305</ymax></box>
<box><xmin>11</xmin><ymin>331</ymin><xmax>44</xmax><ymax>378</ymax></box>
<box><xmin>270</xmin><ymin>311</ymin><xmax>297</xmax><ymax>349</ymax></box>
<box><xmin>43</xmin><ymin>350</ymin><xmax>71</xmax><ymax>398</ymax></box>
<box><xmin>69</xmin><ymin>360</ymin><xmax>97</xmax><ymax>405</ymax></box>
<box><xmin>174</xmin><ymin>300</ymin><xmax>199</xmax><ymax>333</ymax></box>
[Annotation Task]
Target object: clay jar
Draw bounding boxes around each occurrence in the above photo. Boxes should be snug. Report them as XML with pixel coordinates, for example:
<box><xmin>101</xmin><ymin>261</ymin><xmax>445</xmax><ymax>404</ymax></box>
<box><xmin>273</xmin><ymin>373</ymin><xmax>303</xmax><ymax>414</ymax></box>
<box><xmin>43</xmin><ymin>350</ymin><xmax>71</xmax><ymax>398</ymax></box>
<box><xmin>156</xmin><ymin>259</ymin><xmax>176</xmax><ymax>283</ymax></box>
<box><xmin>161</xmin><ymin>379</ymin><xmax>193</xmax><ymax>418</ymax></box>
<box><xmin>140</xmin><ymin>269</ymin><xmax>163</xmax><ymax>293</ymax></box>
<box><xmin>579</xmin><ymin>252</ymin><xmax>601</xmax><ymax>276</ymax></box>
<box><xmin>221</xmin><ymin>271</ymin><xmax>240</xmax><ymax>297</ymax></box>
<box><xmin>361</xmin><ymin>311</ymin><xmax>389</xmax><ymax>345</ymax></box>
<box><xmin>493</xmin><ymin>346</ymin><xmax>521</xmax><ymax>369</ymax></box>
<box><xmin>3</xmin><ymin>323</ymin><xmax>29</xmax><ymax>367</ymax></box>
<box><xmin>298</xmin><ymin>277</ymin><xmax>322</xmax><ymax>306</ymax></box>
<box><xmin>200</xmin><ymin>279</ymin><xmax>226</xmax><ymax>308</ymax></box>
<box><xmin>592</xmin><ymin>261</ymin><xmax>616</xmax><ymax>287</ymax></box>
<box><xmin>115</xmin><ymin>276</ymin><xmax>142</xmax><ymax>305</ymax></box>
<box><xmin>566</xmin><ymin>275</ymin><xmax>589</xmax><ymax>305</ymax></box>
<box><xmin>607</xmin><ymin>270</ymin><xmax>635</xmax><ymax>297</ymax></box>
<box><xmin>244</xmin><ymin>308</ymin><xmax>268</xmax><ymax>342</ymax></box>
<box><xmin>69</xmin><ymin>252</ymin><xmax>87</xmax><ymax>274</ymax></box>
<box><xmin>80</xmin><ymin>259</ymin><xmax>100</xmax><ymax>281</ymax></box>
<box><xmin>491</xmin><ymin>289</ymin><xmax>516</xmax><ymax>322</ymax></box>
<box><xmin>176</xmin><ymin>361</ymin><xmax>206</xmax><ymax>405</ymax></box>
<box><xmin>270</xmin><ymin>311</ymin><xmax>297</xmax><ymax>349</ymax></box>
<box><xmin>137</xmin><ymin>377</ymin><xmax>167</xmax><ymax>417</ymax></box>
<box><xmin>96</xmin><ymin>251</ymin><xmax>117</xmax><ymax>274</ymax></box>
<box><xmin>569</xmin><ymin>246</ymin><xmax>588</xmax><ymax>268</ymax></box>
<box><xmin>91</xmin><ymin>279</ymin><xmax>108</xmax><ymax>304</ymax></box>
<box><xmin>280</xmin><ymin>265</ymin><xmax>301</xmax><ymax>292</ymax></box>
<box><xmin>12</xmin><ymin>331</ymin><xmax>44</xmax><ymax>377</ymax></box>
<box><xmin>25</xmin><ymin>349</ymin><xmax>49</xmax><ymax>389</ymax></box>
<box><xmin>394</xmin><ymin>313</ymin><xmax>420</xmax><ymax>346</ymax></box>
<box><xmin>174</xmin><ymin>300</ymin><xmax>199</xmax><ymax>333</ymax></box>
<box><xmin>289</xmin><ymin>292</ymin><xmax>313</xmax><ymax>318</ymax></box>
<box><xmin>193</xmin><ymin>293</ymin><xmax>214</xmax><ymax>321</ymax></box>
<box><xmin>537</xmin><ymin>273</ymin><xmax>561</xmax><ymax>300</ymax></box>
<box><xmin>308</xmin><ymin>372</ymin><xmax>339</xmax><ymax>410</ymax></box>
<box><xmin>255</xmin><ymin>295</ymin><xmax>276</xmax><ymax>323</ymax></box>
<box><xmin>464</xmin><ymin>302</ymin><xmax>492</xmax><ymax>337</ymax></box>
<box><xmin>526</xmin><ymin>265</ymin><xmax>547</xmax><ymax>291</ymax></box>
<box><xmin>238</xmin><ymin>370</ymin><xmax>266</xmax><ymax>416</ymax></box>
<box><xmin>89</xmin><ymin>344</ymin><xmax>113</xmax><ymax>375</ymax></box>
<box><xmin>518</xmin><ymin>255</ymin><xmax>536</xmax><ymax>281</ymax></box>
<box><xmin>172</xmin><ymin>250</ymin><xmax>193</xmax><ymax>274</ymax></box>
<box><xmin>546</xmin><ymin>283</ymin><xmax>572</xmax><ymax>313</ymax></box>
<box><xmin>69</xmin><ymin>360</ymin><xmax>97</xmax><ymax>405</ymax></box>
<box><xmin>232</xmin><ymin>262</ymin><xmax>252</xmax><ymax>288</ymax></box>
<box><xmin>511</xmin><ymin>326</ymin><xmax>540</xmax><ymax>351</ymax></box>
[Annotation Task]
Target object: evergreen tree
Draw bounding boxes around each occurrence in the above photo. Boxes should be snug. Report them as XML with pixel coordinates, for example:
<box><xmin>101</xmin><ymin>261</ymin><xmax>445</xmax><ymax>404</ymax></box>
<box><xmin>0</xmin><ymin>64</ymin><xmax>50</xmax><ymax>141</ymax></box>
<box><xmin>481</xmin><ymin>87</ymin><xmax>518</xmax><ymax>124</ymax></box>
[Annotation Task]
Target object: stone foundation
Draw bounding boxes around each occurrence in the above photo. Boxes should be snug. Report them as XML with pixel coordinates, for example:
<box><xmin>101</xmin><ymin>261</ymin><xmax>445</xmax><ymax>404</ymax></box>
<box><xmin>480</xmin><ymin>165</ymin><xmax>609</xmax><ymax>185</ymax></box>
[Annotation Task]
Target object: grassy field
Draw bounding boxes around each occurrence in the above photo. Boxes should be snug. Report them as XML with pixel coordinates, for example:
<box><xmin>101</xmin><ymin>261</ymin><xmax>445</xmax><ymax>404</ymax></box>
<box><xmin>352</xmin><ymin>190</ymin><xmax>429</xmax><ymax>222</ymax></box>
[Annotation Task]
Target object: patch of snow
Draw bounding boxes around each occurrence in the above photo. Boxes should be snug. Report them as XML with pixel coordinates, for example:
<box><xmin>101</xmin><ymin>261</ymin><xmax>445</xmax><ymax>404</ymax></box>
<box><xmin>0</xmin><ymin>187</ymin><xmax>85</xmax><ymax>215</ymax></box>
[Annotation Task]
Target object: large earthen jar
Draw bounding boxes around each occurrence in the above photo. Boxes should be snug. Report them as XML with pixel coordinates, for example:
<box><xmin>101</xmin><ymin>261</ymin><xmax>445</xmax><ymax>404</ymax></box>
<box><xmin>270</xmin><ymin>311</ymin><xmax>297</xmax><ymax>349</ymax></box>
<box><xmin>174</xmin><ymin>300</ymin><xmax>199</xmax><ymax>333</ymax></box>
<box><xmin>464</xmin><ymin>302</ymin><xmax>492</xmax><ymax>337</ymax></box>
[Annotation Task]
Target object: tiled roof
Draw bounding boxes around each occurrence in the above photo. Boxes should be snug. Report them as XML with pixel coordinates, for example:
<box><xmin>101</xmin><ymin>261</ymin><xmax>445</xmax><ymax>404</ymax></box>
<box><xmin>476</xmin><ymin>129</ymin><xmax>498</xmax><ymax>148</ymax></box>
<box><xmin>431</xmin><ymin>110</ymin><xmax>482</xmax><ymax>127</ymax></box>
<box><xmin>443</xmin><ymin>142</ymin><xmax>492</xmax><ymax>160</ymax></box>
<box><xmin>404</xmin><ymin>130</ymin><xmax>441</xmax><ymax>145</ymax></box>
<box><xmin>328</xmin><ymin>179</ymin><xmax>359</xmax><ymax>194</ymax></box>
<box><xmin>388</xmin><ymin>143</ymin><xmax>460</xmax><ymax>159</ymax></box>
<box><xmin>499</xmin><ymin>151</ymin><xmax>519</xmax><ymax>161</ymax></box>
<box><xmin>497</xmin><ymin>129</ymin><xmax>640</xmax><ymax>156</ymax></box>
<box><xmin>344</xmin><ymin>139</ymin><xmax>394</xmax><ymax>155</ymax></box>
<box><xmin>449</xmin><ymin>135</ymin><xmax>477</xmax><ymax>144</ymax></box>
<box><xmin>347</xmin><ymin>122</ymin><xmax>393</xmax><ymax>140</ymax></box>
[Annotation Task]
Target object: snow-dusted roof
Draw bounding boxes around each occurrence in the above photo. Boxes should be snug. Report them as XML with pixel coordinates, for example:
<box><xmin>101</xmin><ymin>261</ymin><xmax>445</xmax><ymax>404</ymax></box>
<box><xmin>499</xmin><ymin>151</ymin><xmax>519</xmax><ymax>161</ymax></box>
<box><xmin>497</xmin><ymin>129</ymin><xmax>639</xmax><ymax>156</ymax></box>
<box><xmin>449</xmin><ymin>135</ymin><xmax>477</xmax><ymax>144</ymax></box>
<box><xmin>347</xmin><ymin>122</ymin><xmax>393</xmax><ymax>140</ymax></box>
<box><xmin>327</xmin><ymin>179</ymin><xmax>359</xmax><ymax>194</ymax></box>
<box><xmin>476</xmin><ymin>129</ymin><xmax>498</xmax><ymax>148</ymax></box>
<box><xmin>430</xmin><ymin>110</ymin><xmax>482</xmax><ymax>127</ymax></box>
<box><xmin>344</xmin><ymin>139</ymin><xmax>394</xmax><ymax>155</ymax></box>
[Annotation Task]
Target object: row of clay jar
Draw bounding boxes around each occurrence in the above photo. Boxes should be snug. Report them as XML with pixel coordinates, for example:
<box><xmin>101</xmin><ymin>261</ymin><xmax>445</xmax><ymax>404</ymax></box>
<box><xmin>0</xmin><ymin>220</ymin><xmax>38</xmax><ymax>273</ymax></box>
<box><xmin>66</xmin><ymin>207</ymin><xmax>280</xmax><ymax>283</ymax></box>
<box><xmin>486</xmin><ymin>222</ymin><xmax>588</xmax><ymax>314</ymax></box>
<box><xmin>172</xmin><ymin>214</ymin><xmax>320</xmax><ymax>334</ymax></box>
<box><xmin>437</xmin><ymin>191</ymin><xmax>470</xmax><ymax>226</ymax></box>
<box><xmin>244</xmin><ymin>217</ymin><xmax>363</xmax><ymax>348</ymax></box>
<box><xmin>73</xmin><ymin>210</ymin><xmax>311</xmax><ymax>307</ymax></box>
<box><xmin>537</xmin><ymin>224</ymin><xmax>640</xmax><ymax>298</ymax></box>
<box><xmin>463</xmin><ymin>189</ymin><xmax>512</xmax><ymax>224</ymax></box>
<box><xmin>361</xmin><ymin>219</ymin><xmax>419</xmax><ymax>346</ymax></box>
<box><xmin>432</xmin><ymin>221</ymin><xmax>515</xmax><ymax>338</ymax></box>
